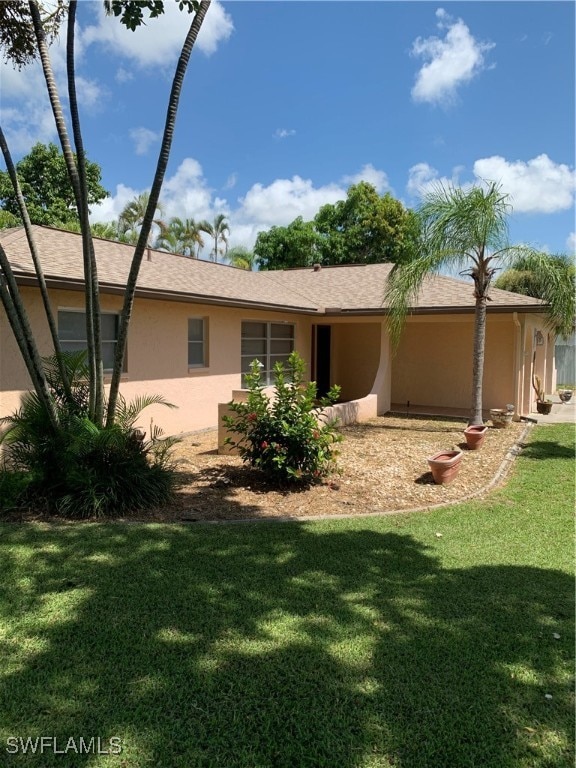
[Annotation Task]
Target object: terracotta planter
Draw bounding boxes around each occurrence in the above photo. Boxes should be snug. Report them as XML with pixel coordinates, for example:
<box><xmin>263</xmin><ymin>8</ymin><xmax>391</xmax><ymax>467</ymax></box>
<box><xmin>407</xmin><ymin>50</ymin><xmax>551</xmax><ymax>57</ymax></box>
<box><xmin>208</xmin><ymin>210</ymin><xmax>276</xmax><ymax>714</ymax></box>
<box><xmin>536</xmin><ymin>400</ymin><xmax>553</xmax><ymax>415</ymax></box>
<box><xmin>490</xmin><ymin>409</ymin><xmax>513</xmax><ymax>428</ymax></box>
<box><xmin>464</xmin><ymin>424</ymin><xmax>488</xmax><ymax>450</ymax></box>
<box><xmin>427</xmin><ymin>450</ymin><xmax>463</xmax><ymax>485</ymax></box>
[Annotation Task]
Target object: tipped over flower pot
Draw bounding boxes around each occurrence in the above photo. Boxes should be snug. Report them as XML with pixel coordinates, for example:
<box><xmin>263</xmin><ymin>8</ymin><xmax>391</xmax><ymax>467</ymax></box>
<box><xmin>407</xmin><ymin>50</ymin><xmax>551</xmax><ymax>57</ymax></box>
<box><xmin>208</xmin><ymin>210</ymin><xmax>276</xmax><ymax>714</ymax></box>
<box><xmin>427</xmin><ymin>449</ymin><xmax>463</xmax><ymax>485</ymax></box>
<box><xmin>464</xmin><ymin>424</ymin><xmax>488</xmax><ymax>450</ymax></box>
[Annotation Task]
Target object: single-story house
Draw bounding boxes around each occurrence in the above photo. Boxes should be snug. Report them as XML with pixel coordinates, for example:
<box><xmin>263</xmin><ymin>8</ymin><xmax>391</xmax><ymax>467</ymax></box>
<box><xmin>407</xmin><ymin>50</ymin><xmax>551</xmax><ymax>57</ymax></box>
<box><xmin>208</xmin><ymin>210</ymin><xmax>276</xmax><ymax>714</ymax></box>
<box><xmin>0</xmin><ymin>225</ymin><xmax>556</xmax><ymax>438</ymax></box>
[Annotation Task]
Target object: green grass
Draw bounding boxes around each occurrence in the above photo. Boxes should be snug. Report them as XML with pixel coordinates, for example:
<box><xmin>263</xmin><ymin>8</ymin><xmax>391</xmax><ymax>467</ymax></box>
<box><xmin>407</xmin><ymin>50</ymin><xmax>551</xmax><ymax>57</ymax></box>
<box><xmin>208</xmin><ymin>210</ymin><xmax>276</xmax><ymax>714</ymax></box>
<box><xmin>0</xmin><ymin>424</ymin><xmax>573</xmax><ymax>768</ymax></box>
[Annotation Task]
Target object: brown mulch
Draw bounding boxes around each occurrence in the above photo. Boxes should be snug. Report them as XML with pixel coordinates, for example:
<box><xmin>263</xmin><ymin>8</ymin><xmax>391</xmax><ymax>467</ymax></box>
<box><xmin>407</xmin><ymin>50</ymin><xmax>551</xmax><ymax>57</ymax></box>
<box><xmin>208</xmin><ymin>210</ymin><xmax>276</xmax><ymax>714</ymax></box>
<box><xmin>137</xmin><ymin>415</ymin><xmax>528</xmax><ymax>523</ymax></box>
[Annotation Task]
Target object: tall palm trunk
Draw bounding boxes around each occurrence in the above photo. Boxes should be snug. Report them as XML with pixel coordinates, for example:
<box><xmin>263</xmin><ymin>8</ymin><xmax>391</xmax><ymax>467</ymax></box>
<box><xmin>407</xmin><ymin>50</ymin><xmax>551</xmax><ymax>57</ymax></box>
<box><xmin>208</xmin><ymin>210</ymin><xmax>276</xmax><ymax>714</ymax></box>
<box><xmin>0</xmin><ymin>246</ymin><xmax>58</xmax><ymax>428</ymax></box>
<box><xmin>66</xmin><ymin>1</ymin><xmax>104</xmax><ymax>425</ymax></box>
<box><xmin>0</xmin><ymin>126</ymin><xmax>71</xmax><ymax>402</ymax></box>
<box><xmin>29</xmin><ymin>0</ymin><xmax>103</xmax><ymax>422</ymax></box>
<box><xmin>471</xmin><ymin>296</ymin><xmax>487</xmax><ymax>425</ymax></box>
<box><xmin>106</xmin><ymin>0</ymin><xmax>211</xmax><ymax>426</ymax></box>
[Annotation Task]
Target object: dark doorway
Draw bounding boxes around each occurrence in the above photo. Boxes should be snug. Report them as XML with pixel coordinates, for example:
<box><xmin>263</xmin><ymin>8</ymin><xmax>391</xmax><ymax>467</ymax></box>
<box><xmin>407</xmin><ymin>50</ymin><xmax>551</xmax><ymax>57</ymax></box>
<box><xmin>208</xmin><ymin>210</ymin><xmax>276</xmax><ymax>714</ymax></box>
<box><xmin>315</xmin><ymin>325</ymin><xmax>331</xmax><ymax>398</ymax></box>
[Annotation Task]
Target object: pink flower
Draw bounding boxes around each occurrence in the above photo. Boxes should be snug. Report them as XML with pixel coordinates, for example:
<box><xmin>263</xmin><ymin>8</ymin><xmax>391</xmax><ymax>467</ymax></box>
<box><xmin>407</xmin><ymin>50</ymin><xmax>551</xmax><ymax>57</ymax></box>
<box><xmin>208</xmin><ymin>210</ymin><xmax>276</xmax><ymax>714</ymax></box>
<box><xmin>247</xmin><ymin>412</ymin><xmax>258</xmax><ymax>422</ymax></box>
<box><xmin>260</xmin><ymin>441</ymin><xmax>268</xmax><ymax>449</ymax></box>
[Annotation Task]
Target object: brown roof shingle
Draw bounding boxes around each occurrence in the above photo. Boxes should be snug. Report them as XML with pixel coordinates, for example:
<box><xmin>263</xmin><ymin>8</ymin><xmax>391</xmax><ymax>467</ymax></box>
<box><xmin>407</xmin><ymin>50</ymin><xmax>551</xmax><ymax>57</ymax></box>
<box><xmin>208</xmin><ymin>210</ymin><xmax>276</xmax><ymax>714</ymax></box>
<box><xmin>0</xmin><ymin>225</ymin><xmax>545</xmax><ymax>315</ymax></box>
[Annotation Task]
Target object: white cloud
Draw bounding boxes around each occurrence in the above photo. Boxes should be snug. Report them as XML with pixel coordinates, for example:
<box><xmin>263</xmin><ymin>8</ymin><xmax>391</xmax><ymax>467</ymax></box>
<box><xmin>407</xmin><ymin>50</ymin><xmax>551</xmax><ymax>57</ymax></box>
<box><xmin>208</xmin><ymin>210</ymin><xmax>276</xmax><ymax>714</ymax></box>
<box><xmin>89</xmin><ymin>182</ymin><xmax>140</xmax><ymax>223</ymax></box>
<box><xmin>223</xmin><ymin>173</ymin><xmax>238</xmax><ymax>190</ymax></box>
<box><xmin>411</xmin><ymin>8</ymin><xmax>495</xmax><ymax>105</ymax></box>
<box><xmin>115</xmin><ymin>67</ymin><xmax>133</xmax><ymax>83</ymax></box>
<box><xmin>473</xmin><ymin>154</ymin><xmax>576</xmax><ymax>213</ymax></box>
<box><xmin>274</xmin><ymin>128</ymin><xmax>296</xmax><ymax>139</ymax></box>
<box><xmin>566</xmin><ymin>232</ymin><xmax>576</xmax><ymax>255</ymax></box>
<box><xmin>406</xmin><ymin>162</ymin><xmax>466</xmax><ymax>197</ymax></box>
<box><xmin>81</xmin><ymin>1</ymin><xmax>233</xmax><ymax>68</ymax></box>
<box><xmin>129</xmin><ymin>127</ymin><xmax>160</xmax><ymax>156</ymax></box>
<box><xmin>342</xmin><ymin>164</ymin><xmax>391</xmax><ymax>194</ymax></box>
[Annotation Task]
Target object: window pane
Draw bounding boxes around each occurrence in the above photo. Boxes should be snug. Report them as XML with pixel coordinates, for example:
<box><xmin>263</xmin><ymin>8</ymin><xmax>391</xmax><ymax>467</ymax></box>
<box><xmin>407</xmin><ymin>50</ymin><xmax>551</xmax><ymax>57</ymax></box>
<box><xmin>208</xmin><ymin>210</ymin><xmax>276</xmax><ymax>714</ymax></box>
<box><xmin>188</xmin><ymin>342</ymin><xmax>204</xmax><ymax>367</ymax></box>
<box><xmin>58</xmin><ymin>311</ymin><xmax>86</xmax><ymax>341</ymax></box>
<box><xmin>61</xmin><ymin>340</ymin><xmax>88</xmax><ymax>355</ymax></box>
<box><xmin>270</xmin><ymin>354</ymin><xmax>291</xmax><ymax>370</ymax></box>
<box><xmin>242</xmin><ymin>322</ymin><xmax>266</xmax><ymax>338</ymax></box>
<box><xmin>241</xmin><ymin>356</ymin><xmax>264</xmax><ymax>373</ymax></box>
<box><xmin>188</xmin><ymin>318</ymin><xmax>204</xmax><ymax>342</ymax></box>
<box><xmin>241</xmin><ymin>339</ymin><xmax>267</xmax><ymax>356</ymax></box>
<box><xmin>101</xmin><ymin>314</ymin><xmax>118</xmax><ymax>341</ymax></box>
<box><xmin>271</xmin><ymin>323</ymin><xmax>294</xmax><ymax>339</ymax></box>
<box><xmin>101</xmin><ymin>342</ymin><xmax>117</xmax><ymax>371</ymax></box>
<box><xmin>270</xmin><ymin>339</ymin><xmax>293</xmax><ymax>355</ymax></box>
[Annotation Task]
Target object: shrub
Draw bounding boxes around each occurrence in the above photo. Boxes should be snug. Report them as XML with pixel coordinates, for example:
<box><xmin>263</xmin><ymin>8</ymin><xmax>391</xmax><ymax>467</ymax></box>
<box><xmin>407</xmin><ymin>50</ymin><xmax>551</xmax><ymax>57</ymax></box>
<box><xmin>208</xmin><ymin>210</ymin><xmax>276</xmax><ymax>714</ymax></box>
<box><xmin>223</xmin><ymin>352</ymin><xmax>342</xmax><ymax>483</ymax></box>
<box><xmin>0</xmin><ymin>352</ymin><xmax>179</xmax><ymax>518</ymax></box>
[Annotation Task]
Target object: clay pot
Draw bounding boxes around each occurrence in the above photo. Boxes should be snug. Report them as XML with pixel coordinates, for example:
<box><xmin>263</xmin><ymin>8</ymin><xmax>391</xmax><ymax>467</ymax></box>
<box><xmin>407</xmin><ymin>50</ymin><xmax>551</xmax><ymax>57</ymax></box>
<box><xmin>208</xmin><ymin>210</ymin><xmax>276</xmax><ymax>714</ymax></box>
<box><xmin>464</xmin><ymin>424</ymin><xmax>488</xmax><ymax>450</ymax></box>
<box><xmin>427</xmin><ymin>450</ymin><xmax>463</xmax><ymax>485</ymax></box>
<box><xmin>490</xmin><ymin>409</ymin><xmax>513</xmax><ymax>428</ymax></box>
<box><xmin>536</xmin><ymin>401</ymin><xmax>553</xmax><ymax>415</ymax></box>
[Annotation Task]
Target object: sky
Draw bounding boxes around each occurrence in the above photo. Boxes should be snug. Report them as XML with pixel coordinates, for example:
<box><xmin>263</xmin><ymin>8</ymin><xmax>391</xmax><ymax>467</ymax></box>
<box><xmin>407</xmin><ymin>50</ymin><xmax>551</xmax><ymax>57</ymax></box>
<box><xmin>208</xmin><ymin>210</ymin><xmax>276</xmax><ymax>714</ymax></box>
<box><xmin>1</xmin><ymin>0</ymin><xmax>575</xmax><ymax>259</ymax></box>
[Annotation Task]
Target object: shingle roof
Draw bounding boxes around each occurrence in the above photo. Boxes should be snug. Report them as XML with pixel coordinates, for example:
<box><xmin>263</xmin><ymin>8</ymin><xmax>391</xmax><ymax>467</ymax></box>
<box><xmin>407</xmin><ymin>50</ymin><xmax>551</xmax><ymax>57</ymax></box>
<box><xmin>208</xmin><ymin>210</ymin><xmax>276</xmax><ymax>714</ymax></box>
<box><xmin>0</xmin><ymin>225</ymin><xmax>545</xmax><ymax>315</ymax></box>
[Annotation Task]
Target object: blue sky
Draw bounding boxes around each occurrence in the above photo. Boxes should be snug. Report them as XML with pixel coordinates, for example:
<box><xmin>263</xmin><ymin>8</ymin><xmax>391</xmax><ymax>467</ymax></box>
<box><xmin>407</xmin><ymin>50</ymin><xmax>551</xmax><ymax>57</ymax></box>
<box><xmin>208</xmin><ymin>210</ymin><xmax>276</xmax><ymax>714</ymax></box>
<box><xmin>2</xmin><ymin>1</ymin><xmax>575</xmax><ymax>258</ymax></box>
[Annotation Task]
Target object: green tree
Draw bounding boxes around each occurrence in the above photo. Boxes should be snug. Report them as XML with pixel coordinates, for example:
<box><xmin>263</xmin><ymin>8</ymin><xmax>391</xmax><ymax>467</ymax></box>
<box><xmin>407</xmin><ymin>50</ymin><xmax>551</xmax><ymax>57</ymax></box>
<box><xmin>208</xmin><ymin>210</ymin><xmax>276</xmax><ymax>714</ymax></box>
<box><xmin>227</xmin><ymin>245</ymin><xmax>258</xmax><ymax>270</ymax></box>
<box><xmin>0</xmin><ymin>142</ymin><xmax>108</xmax><ymax>228</ymax></box>
<box><xmin>118</xmin><ymin>191</ymin><xmax>165</xmax><ymax>246</ymax></box>
<box><xmin>201</xmin><ymin>213</ymin><xmax>229</xmax><ymax>262</ymax></box>
<box><xmin>315</xmin><ymin>182</ymin><xmax>419</xmax><ymax>265</ymax></box>
<box><xmin>255</xmin><ymin>217</ymin><xmax>322</xmax><ymax>270</ymax></box>
<box><xmin>155</xmin><ymin>216</ymin><xmax>206</xmax><ymax>257</ymax></box>
<box><xmin>494</xmin><ymin>254</ymin><xmax>575</xmax><ymax>337</ymax></box>
<box><xmin>254</xmin><ymin>183</ymin><xmax>419</xmax><ymax>271</ymax></box>
<box><xmin>386</xmin><ymin>182</ymin><xmax>575</xmax><ymax>425</ymax></box>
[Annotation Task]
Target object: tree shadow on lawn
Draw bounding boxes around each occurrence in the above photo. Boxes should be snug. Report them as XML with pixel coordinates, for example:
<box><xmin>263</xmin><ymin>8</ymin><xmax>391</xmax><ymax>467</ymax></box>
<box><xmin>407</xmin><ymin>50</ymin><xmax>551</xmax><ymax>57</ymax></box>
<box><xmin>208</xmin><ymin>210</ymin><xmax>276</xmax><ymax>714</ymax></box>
<box><xmin>0</xmin><ymin>522</ymin><xmax>573</xmax><ymax>767</ymax></box>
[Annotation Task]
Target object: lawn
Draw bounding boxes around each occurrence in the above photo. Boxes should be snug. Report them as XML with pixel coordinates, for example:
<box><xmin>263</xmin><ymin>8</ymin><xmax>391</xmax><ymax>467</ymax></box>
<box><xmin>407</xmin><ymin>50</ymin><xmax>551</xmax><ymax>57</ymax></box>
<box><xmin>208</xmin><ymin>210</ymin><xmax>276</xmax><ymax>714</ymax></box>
<box><xmin>0</xmin><ymin>423</ymin><xmax>573</xmax><ymax>767</ymax></box>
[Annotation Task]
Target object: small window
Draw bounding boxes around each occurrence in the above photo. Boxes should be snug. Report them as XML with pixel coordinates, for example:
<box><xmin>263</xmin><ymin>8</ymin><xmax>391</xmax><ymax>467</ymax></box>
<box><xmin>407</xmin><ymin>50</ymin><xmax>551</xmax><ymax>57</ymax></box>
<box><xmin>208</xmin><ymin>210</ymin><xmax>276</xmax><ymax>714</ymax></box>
<box><xmin>241</xmin><ymin>321</ymin><xmax>294</xmax><ymax>386</ymax></box>
<box><xmin>188</xmin><ymin>318</ymin><xmax>207</xmax><ymax>368</ymax></box>
<box><xmin>58</xmin><ymin>310</ymin><xmax>122</xmax><ymax>372</ymax></box>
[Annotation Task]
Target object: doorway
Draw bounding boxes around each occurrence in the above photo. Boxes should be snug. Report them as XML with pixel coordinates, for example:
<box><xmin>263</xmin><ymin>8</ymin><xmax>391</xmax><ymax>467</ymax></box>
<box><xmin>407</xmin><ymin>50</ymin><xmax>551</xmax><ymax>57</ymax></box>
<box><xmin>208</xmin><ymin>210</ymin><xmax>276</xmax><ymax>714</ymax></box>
<box><xmin>313</xmin><ymin>325</ymin><xmax>332</xmax><ymax>398</ymax></box>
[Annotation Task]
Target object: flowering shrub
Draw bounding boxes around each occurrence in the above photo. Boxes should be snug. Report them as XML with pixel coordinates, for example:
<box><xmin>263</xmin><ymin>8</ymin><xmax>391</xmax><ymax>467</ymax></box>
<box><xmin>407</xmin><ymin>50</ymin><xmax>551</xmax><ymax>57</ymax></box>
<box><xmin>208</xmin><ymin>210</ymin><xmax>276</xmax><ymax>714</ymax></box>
<box><xmin>223</xmin><ymin>352</ymin><xmax>342</xmax><ymax>483</ymax></box>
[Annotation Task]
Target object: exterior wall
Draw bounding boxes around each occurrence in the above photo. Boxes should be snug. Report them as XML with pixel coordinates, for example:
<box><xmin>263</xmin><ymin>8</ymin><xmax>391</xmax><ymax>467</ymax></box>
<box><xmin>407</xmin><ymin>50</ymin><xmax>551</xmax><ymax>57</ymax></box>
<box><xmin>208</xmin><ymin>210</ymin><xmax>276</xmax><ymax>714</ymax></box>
<box><xmin>331</xmin><ymin>322</ymin><xmax>381</xmax><ymax>401</ymax></box>
<box><xmin>391</xmin><ymin>314</ymin><xmax>518</xmax><ymax>413</ymax></box>
<box><xmin>520</xmin><ymin>314</ymin><xmax>557</xmax><ymax>414</ymax></box>
<box><xmin>0</xmin><ymin>287</ymin><xmax>314</xmax><ymax>436</ymax></box>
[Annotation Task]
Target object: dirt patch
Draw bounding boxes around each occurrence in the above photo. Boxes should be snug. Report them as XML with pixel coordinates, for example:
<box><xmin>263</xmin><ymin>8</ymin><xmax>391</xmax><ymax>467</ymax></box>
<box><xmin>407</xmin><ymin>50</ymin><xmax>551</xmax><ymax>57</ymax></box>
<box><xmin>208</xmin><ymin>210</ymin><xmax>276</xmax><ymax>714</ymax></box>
<box><xmin>135</xmin><ymin>414</ymin><xmax>527</xmax><ymax>523</ymax></box>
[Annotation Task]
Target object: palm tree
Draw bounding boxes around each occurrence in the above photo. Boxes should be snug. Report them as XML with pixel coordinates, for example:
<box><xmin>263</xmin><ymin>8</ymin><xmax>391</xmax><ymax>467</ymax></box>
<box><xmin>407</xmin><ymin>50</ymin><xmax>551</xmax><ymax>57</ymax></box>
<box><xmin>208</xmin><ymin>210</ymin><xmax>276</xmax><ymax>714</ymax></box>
<box><xmin>118</xmin><ymin>191</ymin><xmax>165</xmax><ymax>246</ymax></box>
<box><xmin>227</xmin><ymin>245</ymin><xmax>258</xmax><ymax>270</ymax></box>
<box><xmin>156</xmin><ymin>216</ymin><xmax>206</xmax><ymax>257</ymax></box>
<box><xmin>202</xmin><ymin>213</ymin><xmax>229</xmax><ymax>262</ymax></box>
<box><xmin>385</xmin><ymin>181</ymin><xmax>575</xmax><ymax>425</ymax></box>
<box><xmin>494</xmin><ymin>254</ymin><xmax>575</xmax><ymax>338</ymax></box>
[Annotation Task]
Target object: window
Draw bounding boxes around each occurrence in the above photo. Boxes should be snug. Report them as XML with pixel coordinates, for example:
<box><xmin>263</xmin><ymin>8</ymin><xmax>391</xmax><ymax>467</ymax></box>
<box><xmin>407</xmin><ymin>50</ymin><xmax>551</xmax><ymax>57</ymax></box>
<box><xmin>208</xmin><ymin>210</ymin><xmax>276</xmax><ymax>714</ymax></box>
<box><xmin>58</xmin><ymin>310</ymin><xmax>121</xmax><ymax>372</ymax></box>
<box><xmin>188</xmin><ymin>317</ymin><xmax>207</xmax><ymax>368</ymax></box>
<box><xmin>241</xmin><ymin>321</ymin><xmax>294</xmax><ymax>386</ymax></box>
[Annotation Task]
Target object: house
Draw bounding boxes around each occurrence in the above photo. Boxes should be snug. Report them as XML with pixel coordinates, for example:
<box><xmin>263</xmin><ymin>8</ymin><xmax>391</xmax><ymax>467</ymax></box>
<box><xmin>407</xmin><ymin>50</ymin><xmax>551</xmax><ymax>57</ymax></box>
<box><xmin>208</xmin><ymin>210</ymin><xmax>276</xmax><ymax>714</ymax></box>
<box><xmin>0</xmin><ymin>225</ymin><xmax>556</xmax><ymax>438</ymax></box>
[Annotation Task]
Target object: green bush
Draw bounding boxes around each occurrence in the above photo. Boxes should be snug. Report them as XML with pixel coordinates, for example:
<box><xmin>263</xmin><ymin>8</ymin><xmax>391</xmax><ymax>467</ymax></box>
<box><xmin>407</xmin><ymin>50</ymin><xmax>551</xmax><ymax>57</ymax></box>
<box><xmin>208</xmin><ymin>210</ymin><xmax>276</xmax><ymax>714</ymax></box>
<box><xmin>0</xmin><ymin>352</ymin><xmax>179</xmax><ymax>518</ymax></box>
<box><xmin>223</xmin><ymin>352</ymin><xmax>342</xmax><ymax>483</ymax></box>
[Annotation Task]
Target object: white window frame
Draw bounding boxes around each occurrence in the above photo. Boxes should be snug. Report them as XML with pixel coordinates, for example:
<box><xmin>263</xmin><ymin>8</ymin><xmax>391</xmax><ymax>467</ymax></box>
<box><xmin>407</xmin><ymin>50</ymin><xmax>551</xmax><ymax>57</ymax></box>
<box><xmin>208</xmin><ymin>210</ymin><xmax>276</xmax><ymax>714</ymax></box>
<box><xmin>57</xmin><ymin>309</ymin><xmax>123</xmax><ymax>373</ymax></box>
<box><xmin>241</xmin><ymin>320</ymin><xmax>295</xmax><ymax>387</ymax></box>
<box><xmin>188</xmin><ymin>317</ymin><xmax>208</xmax><ymax>369</ymax></box>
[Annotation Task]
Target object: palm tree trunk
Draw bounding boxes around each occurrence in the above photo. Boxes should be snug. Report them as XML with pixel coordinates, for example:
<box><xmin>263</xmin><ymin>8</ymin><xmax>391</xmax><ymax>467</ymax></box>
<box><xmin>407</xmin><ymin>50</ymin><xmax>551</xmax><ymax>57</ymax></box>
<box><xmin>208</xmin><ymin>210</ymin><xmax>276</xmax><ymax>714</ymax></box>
<box><xmin>0</xmin><ymin>125</ymin><xmax>72</xmax><ymax>402</ymax></box>
<box><xmin>66</xmin><ymin>1</ymin><xmax>104</xmax><ymax>425</ymax></box>
<box><xmin>106</xmin><ymin>0</ymin><xmax>212</xmax><ymax>427</ymax></box>
<box><xmin>29</xmin><ymin>0</ymin><xmax>102</xmax><ymax>422</ymax></box>
<box><xmin>471</xmin><ymin>295</ymin><xmax>487</xmax><ymax>425</ymax></box>
<box><xmin>0</xmin><ymin>247</ymin><xmax>58</xmax><ymax>429</ymax></box>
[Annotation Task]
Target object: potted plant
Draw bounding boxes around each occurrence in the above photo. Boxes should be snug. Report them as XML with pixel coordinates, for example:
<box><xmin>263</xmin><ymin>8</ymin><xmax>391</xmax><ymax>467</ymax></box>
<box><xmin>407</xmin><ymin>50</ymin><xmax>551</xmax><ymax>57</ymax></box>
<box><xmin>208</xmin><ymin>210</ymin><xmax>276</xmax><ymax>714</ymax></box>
<box><xmin>489</xmin><ymin>405</ymin><xmax>514</xmax><ymax>428</ymax></box>
<box><xmin>463</xmin><ymin>424</ymin><xmax>488</xmax><ymax>450</ymax></box>
<box><xmin>427</xmin><ymin>449</ymin><xmax>463</xmax><ymax>485</ymax></box>
<box><xmin>532</xmin><ymin>374</ymin><xmax>553</xmax><ymax>415</ymax></box>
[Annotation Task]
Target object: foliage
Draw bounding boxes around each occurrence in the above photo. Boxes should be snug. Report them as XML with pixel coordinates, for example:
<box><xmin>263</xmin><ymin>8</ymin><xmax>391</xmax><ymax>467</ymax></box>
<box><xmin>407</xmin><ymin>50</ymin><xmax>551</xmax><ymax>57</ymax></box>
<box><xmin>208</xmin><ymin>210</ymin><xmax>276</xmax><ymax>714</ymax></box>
<box><xmin>223</xmin><ymin>352</ymin><xmax>342</xmax><ymax>483</ymax></box>
<box><xmin>227</xmin><ymin>245</ymin><xmax>258</xmax><ymax>270</ymax></box>
<box><xmin>201</xmin><ymin>213</ymin><xmax>230</xmax><ymax>262</ymax></box>
<box><xmin>118</xmin><ymin>191</ymin><xmax>165</xmax><ymax>246</ymax></box>
<box><xmin>255</xmin><ymin>217</ymin><xmax>322</xmax><ymax>270</ymax></box>
<box><xmin>156</xmin><ymin>215</ymin><xmax>206</xmax><ymax>257</ymax></box>
<box><xmin>495</xmin><ymin>253</ymin><xmax>575</xmax><ymax>338</ymax></box>
<box><xmin>0</xmin><ymin>352</ymin><xmax>179</xmax><ymax>518</ymax></box>
<box><xmin>105</xmin><ymin>0</ymin><xmax>199</xmax><ymax>31</ymax></box>
<box><xmin>385</xmin><ymin>181</ymin><xmax>573</xmax><ymax>424</ymax></box>
<box><xmin>0</xmin><ymin>209</ymin><xmax>19</xmax><ymax>229</ymax></box>
<box><xmin>0</xmin><ymin>142</ymin><xmax>108</xmax><ymax>228</ymax></box>
<box><xmin>0</xmin><ymin>0</ymin><xmax>67</xmax><ymax>68</ymax></box>
<box><xmin>254</xmin><ymin>183</ymin><xmax>419</xmax><ymax>270</ymax></box>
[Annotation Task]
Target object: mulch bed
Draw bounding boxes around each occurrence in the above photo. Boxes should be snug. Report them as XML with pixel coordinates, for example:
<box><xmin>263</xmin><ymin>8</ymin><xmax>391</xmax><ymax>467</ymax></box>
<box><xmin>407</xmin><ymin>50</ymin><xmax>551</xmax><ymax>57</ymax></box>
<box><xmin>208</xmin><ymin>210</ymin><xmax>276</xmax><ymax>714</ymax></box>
<box><xmin>136</xmin><ymin>414</ymin><xmax>528</xmax><ymax>523</ymax></box>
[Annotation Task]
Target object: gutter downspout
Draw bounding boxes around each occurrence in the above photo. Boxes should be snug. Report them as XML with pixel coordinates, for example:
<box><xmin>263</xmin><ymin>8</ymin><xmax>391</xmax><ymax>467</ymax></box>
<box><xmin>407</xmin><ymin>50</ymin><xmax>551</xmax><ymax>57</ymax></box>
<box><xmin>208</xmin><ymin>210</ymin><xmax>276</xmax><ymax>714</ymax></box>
<box><xmin>512</xmin><ymin>312</ymin><xmax>524</xmax><ymax>418</ymax></box>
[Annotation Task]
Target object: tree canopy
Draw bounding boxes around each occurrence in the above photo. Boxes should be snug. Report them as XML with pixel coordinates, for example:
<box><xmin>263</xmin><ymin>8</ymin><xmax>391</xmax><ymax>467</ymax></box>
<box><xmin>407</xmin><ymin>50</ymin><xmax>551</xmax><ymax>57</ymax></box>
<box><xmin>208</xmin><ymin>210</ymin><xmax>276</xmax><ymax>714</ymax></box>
<box><xmin>0</xmin><ymin>142</ymin><xmax>109</xmax><ymax>228</ymax></box>
<box><xmin>254</xmin><ymin>182</ymin><xmax>419</xmax><ymax>271</ymax></box>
